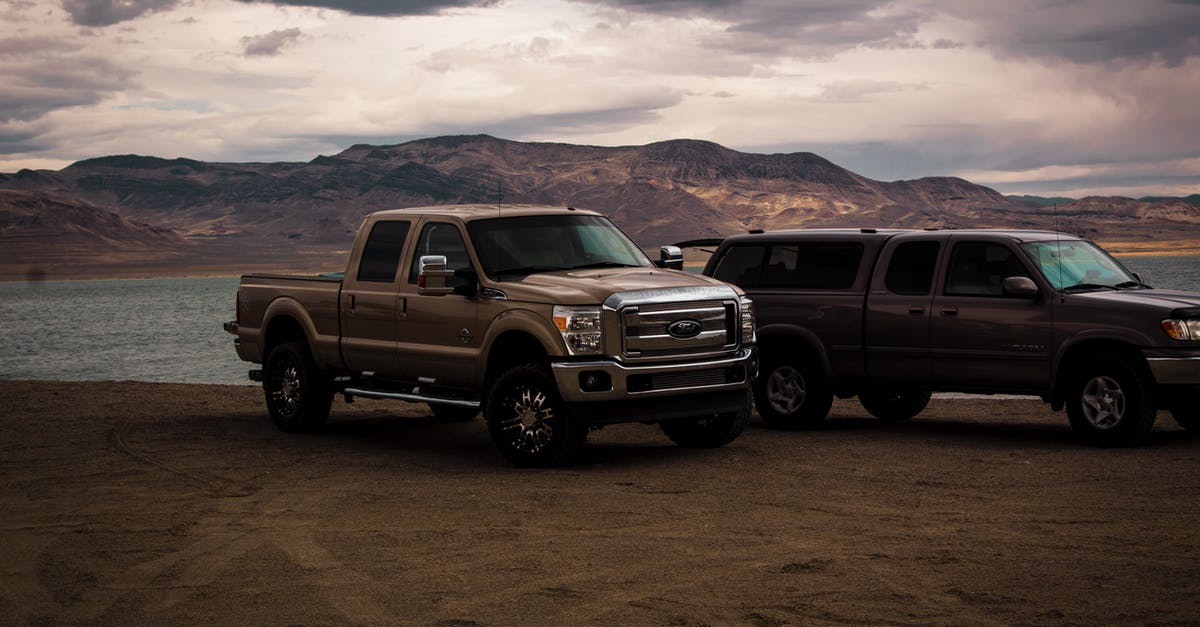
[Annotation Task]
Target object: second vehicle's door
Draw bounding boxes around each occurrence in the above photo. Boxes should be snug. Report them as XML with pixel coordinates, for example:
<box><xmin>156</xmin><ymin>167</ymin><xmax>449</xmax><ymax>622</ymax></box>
<box><xmin>864</xmin><ymin>235</ymin><xmax>945</xmax><ymax>384</ymax></box>
<box><xmin>340</xmin><ymin>219</ymin><xmax>411</xmax><ymax>373</ymax></box>
<box><xmin>930</xmin><ymin>237</ymin><xmax>1052</xmax><ymax>391</ymax></box>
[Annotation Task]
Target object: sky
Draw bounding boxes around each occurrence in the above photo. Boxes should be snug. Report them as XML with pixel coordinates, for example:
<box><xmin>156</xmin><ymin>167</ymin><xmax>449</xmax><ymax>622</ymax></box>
<box><xmin>2</xmin><ymin>0</ymin><xmax>1199</xmax><ymax>198</ymax></box>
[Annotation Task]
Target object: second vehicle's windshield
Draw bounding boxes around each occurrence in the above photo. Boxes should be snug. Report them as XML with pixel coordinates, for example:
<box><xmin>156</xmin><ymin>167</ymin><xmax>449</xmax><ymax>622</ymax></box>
<box><xmin>1020</xmin><ymin>240</ymin><xmax>1142</xmax><ymax>290</ymax></box>
<box><xmin>467</xmin><ymin>214</ymin><xmax>652</xmax><ymax>279</ymax></box>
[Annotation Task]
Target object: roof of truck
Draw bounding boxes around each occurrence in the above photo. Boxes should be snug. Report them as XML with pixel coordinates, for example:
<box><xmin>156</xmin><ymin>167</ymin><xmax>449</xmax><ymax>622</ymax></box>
<box><xmin>715</xmin><ymin>227</ymin><xmax>1084</xmax><ymax>245</ymax></box>
<box><xmin>369</xmin><ymin>204</ymin><xmax>602</xmax><ymax>221</ymax></box>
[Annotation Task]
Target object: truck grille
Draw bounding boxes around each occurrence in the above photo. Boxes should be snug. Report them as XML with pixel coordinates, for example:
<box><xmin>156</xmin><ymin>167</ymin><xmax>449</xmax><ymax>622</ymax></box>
<box><xmin>621</xmin><ymin>299</ymin><xmax>737</xmax><ymax>359</ymax></box>
<box><xmin>627</xmin><ymin>366</ymin><xmax>746</xmax><ymax>393</ymax></box>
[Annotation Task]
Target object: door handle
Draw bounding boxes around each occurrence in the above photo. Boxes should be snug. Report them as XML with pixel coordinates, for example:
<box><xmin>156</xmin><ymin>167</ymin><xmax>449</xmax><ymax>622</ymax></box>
<box><xmin>908</xmin><ymin>306</ymin><xmax>925</xmax><ymax>314</ymax></box>
<box><xmin>348</xmin><ymin>294</ymin><xmax>356</xmax><ymax>310</ymax></box>
<box><xmin>941</xmin><ymin>307</ymin><xmax>959</xmax><ymax>316</ymax></box>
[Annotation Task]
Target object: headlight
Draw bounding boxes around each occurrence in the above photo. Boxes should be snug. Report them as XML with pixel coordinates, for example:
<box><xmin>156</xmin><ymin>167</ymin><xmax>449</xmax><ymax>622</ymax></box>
<box><xmin>1162</xmin><ymin>318</ymin><xmax>1200</xmax><ymax>341</ymax></box>
<box><xmin>554</xmin><ymin>306</ymin><xmax>603</xmax><ymax>355</ymax></box>
<box><xmin>740</xmin><ymin>297</ymin><xmax>756</xmax><ymax>344</ymax></box>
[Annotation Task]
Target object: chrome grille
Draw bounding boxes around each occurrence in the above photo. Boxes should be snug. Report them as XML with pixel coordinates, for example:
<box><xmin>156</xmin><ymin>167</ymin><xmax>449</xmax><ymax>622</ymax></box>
<box><xmin>622</xmin><ymin>299</ymin><xmax>735</xmax><ymax>358</ymax></box>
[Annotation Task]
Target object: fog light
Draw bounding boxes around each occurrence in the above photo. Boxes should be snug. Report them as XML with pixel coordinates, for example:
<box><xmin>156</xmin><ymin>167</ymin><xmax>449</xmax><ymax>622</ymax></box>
<box><xmin>579</xmin><ymin>371</ymin><xmax>612</xmax><ymax>392</ymax></box>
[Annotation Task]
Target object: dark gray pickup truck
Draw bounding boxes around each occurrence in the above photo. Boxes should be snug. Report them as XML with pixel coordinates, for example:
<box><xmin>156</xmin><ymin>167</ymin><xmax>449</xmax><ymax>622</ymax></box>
<box><xmin>700</xmin><ymin>228</ymin><xmax>1200</xmax><ymax>445</ymax></box>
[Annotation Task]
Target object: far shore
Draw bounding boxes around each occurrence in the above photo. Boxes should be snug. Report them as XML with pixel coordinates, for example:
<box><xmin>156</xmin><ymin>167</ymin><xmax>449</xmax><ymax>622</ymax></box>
<box><xmin>3</xmin><ymin>239</ymin><xmax>1199</xmax><ymax>283</ymax></box>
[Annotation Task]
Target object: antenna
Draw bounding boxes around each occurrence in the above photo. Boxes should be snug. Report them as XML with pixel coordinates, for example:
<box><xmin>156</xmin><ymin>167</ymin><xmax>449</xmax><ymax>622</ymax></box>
<box><xmin>1053</xmin><ymin>202</ymin><xmax>1064</xmax><ymax>303</ymax></box>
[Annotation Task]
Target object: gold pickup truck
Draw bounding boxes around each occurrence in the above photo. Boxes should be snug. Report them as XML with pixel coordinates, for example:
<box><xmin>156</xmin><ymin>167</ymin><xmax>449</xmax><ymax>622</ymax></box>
<box><xmin>225</xmin><ymin>205</ymin><xmax>757</xmax><ymax>466</ymax></box>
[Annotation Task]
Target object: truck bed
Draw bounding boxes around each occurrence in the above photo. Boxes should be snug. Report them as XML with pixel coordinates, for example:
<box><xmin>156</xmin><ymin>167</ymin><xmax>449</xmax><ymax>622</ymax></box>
<box><xmin>234</xmin><ymin>273</ymin><xmax>344</xmax><ymax>367</ymax></box>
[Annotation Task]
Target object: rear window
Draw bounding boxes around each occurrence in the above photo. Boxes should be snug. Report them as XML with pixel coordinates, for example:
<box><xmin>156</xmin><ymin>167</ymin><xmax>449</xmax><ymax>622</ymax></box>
<box><xmin>356</xmin><ymin>220</ymin><xmax>411</xmax><ymax>283</ymax></box>
<box><xmin>713</xmin><ymin>241</ymin><xmax>863</xmax><ymax>289</ymax></box>
<box><xmin>884</xmin><ymin>241</ymin><xmax>940</xmax><ymax>295</ymax></box>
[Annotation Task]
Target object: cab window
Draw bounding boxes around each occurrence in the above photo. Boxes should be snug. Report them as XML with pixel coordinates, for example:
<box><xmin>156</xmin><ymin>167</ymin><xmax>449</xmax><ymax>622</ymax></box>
<box><xmin>885</xmin><ymin>241</ymin><xmax>940</xmax><ymax>295</ymax></box>
<box><xmin>356</xmin><ymin>220</ymin><xmax>411</xmax><ymax>283</ymax></box>
<box><xmin>945</xmin><ymin>242</ymin><xmax>1029</xmax><ymax>297</ymax></box>
<box><xmin>408</xmin><ymin>222</ymin><xmax>472</xmax><ymax>286</ymax></box>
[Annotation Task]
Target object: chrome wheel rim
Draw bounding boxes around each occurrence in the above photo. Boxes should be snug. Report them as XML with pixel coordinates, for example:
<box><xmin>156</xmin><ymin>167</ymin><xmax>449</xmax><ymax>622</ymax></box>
<box><xmin>270</xmin><ymin>361</ymin><xmax>301</xmax><ymax>419</ymax></box>
<box><xmin>498</xmin><ymin>385</ymin><xmax>556</xmax><ymax>454</ymax></box>
<box><xmin>1081</xmin><ymin>375</ymin><xmax>1125</xmax><ymax>429</ymax></box>
<box><xmin>766</xmin><ymin>366</ymin><xmax>805</xmax><ymax>415</ymax></box>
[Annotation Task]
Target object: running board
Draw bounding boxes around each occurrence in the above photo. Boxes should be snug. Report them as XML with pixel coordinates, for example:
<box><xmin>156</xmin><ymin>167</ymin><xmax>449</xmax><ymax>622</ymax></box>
<box><xmin>342</xmin><ymin>387</ymin><xmax>480</xmax><ymax>408</ymax></box>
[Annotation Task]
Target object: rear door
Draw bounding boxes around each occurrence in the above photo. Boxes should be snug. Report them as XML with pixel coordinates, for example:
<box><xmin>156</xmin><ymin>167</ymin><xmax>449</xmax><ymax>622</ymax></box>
<box><xmin>930</xmin><ymin>236</ymin><xmax>1052</xmax><ymax>391</ymax></box>
<box><xmin>340</xmin><ymin>219</ymin><xmax>412</xmax><ymax>373</ymax></box>
<box><xmin>864</xmin><ymin>234</ymin><xmax>945</xmax><ymax>384</ymax></box>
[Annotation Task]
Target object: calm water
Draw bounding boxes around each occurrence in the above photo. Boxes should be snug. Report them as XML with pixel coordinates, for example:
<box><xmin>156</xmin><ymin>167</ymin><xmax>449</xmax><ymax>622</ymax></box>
<box><xmin>1</xmin><ymin>255</ymin><xmax>1198</xmax><ymax>385</ymax></box>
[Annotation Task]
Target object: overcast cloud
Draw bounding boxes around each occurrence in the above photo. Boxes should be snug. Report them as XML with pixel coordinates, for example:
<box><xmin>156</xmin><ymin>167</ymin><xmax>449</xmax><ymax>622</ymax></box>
<box><xmin>0</xmin><ymin>0</ymin><xmax>1196</xmax><ymax>197</ymax></box>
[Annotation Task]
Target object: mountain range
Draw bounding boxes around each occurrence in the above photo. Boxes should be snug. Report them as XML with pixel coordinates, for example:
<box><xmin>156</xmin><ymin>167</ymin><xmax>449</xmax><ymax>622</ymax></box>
<box><xmin>1</xmin><ymin>134</ymin><xmax>1197</xmax><ymax>278</ymax></box>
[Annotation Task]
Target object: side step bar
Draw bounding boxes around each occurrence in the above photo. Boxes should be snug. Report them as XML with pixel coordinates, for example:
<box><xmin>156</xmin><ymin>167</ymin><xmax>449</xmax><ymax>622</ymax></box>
<box><xmin>342</xmin><ymin>387</ymin><xmax>480</xmax><ymax>409</ymax></box>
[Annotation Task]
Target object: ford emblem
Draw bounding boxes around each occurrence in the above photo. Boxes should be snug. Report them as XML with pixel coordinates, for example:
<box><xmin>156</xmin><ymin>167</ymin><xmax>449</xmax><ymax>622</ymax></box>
<box><xmin>667</xmin><ymin>319</ymin><xmax>702</xmax><ymax>339</ymax></box>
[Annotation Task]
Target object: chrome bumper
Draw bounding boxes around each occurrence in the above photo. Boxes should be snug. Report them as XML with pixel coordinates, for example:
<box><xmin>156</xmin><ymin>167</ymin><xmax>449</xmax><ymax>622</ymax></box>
<box><xmin>550</xmin><ymin>346</ymin><xmax>757</xmax><ymax>403</ymax></box>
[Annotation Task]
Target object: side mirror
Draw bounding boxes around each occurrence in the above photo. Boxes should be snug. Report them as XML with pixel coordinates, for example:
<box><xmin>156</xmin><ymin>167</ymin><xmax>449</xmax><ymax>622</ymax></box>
<box><xmin>418</xmin><ymin>255</ymin><xmax>454</xmax><ymax>296</ymax></box>
<box><xmin>1003</xmin><ymin>276</ymin><xmax>1039</xmax><ymax>298</ymax></box>
<box><xmin>657</xmin><ymin>245</ymin><xmax>684</xmax><ymax>271</ymax></box>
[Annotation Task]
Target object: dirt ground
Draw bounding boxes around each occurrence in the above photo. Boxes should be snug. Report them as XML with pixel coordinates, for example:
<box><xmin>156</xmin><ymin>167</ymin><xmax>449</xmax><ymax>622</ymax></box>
<box><xmin>1</xmin><ymin>380</ymin><xmax>1198</xmax><ymax>625</ymax></box>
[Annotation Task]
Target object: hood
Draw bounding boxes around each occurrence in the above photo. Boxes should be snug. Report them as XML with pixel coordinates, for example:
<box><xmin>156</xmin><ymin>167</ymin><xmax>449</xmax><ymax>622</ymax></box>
<box><xmin>1073</xmin><ymin>288</ymin><xmax>1200</xmax><ymax>315</ymax></box>
<box><xmin>490</xmin><ymin>267</ymin><xmax>737</xmax><ymax>305</ymax></box>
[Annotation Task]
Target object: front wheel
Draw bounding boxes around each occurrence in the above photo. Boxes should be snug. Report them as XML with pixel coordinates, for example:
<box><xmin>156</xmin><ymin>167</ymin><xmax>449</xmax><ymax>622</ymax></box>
<box><xmin>753</xmin><ymin>359</ymin><xmax>833</xmax><ymax>430</ymax></box>
<box><xmin>859</xmin><ymin>389</ymin><xmax>930</xmax><ymax>422</ymax></box>
<box><xmin>485</xmin><ymin>364</ymin><xmax>586</xmax><ymax>467</ymax></box>
<box><xmin>1065</xmin><ymin>356</ymin><xmax>1156</xmax><ymax>446</ymax></box>
<box><xmin>263</xmin><ymin>341</ymin><xmax>332</xmax><ymax>432</ymax></box>
<box><xmin>660</xmin><ymin>411</ymin><xmax>747</xmax><ymax>448</ymax></box>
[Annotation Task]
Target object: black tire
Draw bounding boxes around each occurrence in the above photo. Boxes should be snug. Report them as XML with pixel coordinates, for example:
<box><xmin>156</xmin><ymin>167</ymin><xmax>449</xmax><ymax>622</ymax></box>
<box><xmin>1171</xmin><ymin>406</ymin><xmax>1199</xmax><ymax>431</ymax></box>
<box><xmin>660</xmin><ymin>411</ymin><xmax>747</xmax><ymax>448</ymax></box>
<box><xmin>859</xmin><ymin>389</ymin><xmax>931</xmax><ymax>422</ymax></box>
<box><xmin>428</xmin><ymin>403</ymin><xmax>479</xmax><ymax>422</ymax></box>
<box><xmin>1066</xmin><ymin>356</ymin><xmax>1156</xmax><ymax>446</ymax></box>
<box><xmin>753</xmin><ymin>358</ymin><xmax>833</xmax><ymax>430</ymax></box>
<box><xmin>263</xmin><ymin>341</ymin><xmax>332</xmax><ymax>432</ymax></box>
<box><xmin>485</xmin><ymin>364</ymin><xmax>586</xmax><ymax>467</ymax></box>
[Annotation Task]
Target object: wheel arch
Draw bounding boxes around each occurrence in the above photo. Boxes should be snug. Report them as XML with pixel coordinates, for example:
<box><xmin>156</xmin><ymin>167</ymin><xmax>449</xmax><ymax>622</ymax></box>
<box><xmin>1051</xmin><ymin>338</ymin><xmax>1151</xmax><ymax>409</ymax></box>
<box><xmin>483</xmin><ymin>329</ymin><xmax>552</xmax><ymax>392</ymax></box>
<box><xmin>755</xmin><ymin>323</ymin><xmax>832</xmax><ymax>377</ymax></box>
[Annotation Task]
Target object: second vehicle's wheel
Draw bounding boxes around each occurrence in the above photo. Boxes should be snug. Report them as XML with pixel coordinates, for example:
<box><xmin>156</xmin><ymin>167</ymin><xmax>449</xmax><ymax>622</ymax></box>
<box><xmin>1171</xmin><ymin>406</ymin><xmax>1199</xmax><ymax>431</ymax></box>
<box><xmin>263</xmin><ymin>341</ymin><xmax>332</xmax><ymax>432</ymax></box>
<box><xmin>428</xmin><ymin>403</ymin><xmax>479</xmax><ymax>422</ymax></box>
<box><xmin>660</xmin><ymin>411</ymin><xmax>747</xmax><ymax>448</ymax></box>
<box><xmin>753</xmin><ymin>359</ymin><xmax>833</xmax><ymax>430</ymax></box>
<box><xmin>485</xmin><ymin>364</ymin><xmax>587</xmax><ymax>467</ymax></box>
<box><xmin>1066</xmin><ymin>356</ymin><xmax>1156</xmax><ymax>446</ymax></box>
<box><xmin>858</xmin><ymin>389</ymin><xmax>931</xmax><ymax>422</ymax></box>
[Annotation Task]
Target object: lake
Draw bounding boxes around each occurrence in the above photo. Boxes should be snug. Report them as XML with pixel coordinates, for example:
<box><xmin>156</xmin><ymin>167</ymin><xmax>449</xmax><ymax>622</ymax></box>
<box><xmin>1</xmin><ymin>255</ymin><xmax>1198</xmax><ymax>385</ymax></box>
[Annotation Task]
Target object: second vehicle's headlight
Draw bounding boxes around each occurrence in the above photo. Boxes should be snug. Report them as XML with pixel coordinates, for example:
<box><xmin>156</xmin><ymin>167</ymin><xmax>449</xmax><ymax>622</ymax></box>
<box><xmin>740</xmin><ymin>297</ymin><xmax>756</xmax><ymax>344</ymax></box>
<box><xmin>554</xmin><ymin>306</ymin><xmax>603</xmax><ymax>355</ymax></box>
<box><xmin>1162</xmin><ymin>318</ymin><xmax>1200</xmax><ymax>340</ymax></box>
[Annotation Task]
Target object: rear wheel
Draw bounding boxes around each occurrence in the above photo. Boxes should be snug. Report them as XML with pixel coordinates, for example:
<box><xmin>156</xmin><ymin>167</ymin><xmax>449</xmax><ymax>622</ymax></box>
<box><xmin>753</xmin><ymin>359</ymin><xmax>833</xmax><ymax>430</ymax></box>
<box><xmin>263</xmin><ymin>341</ymin><xmax>332</xmax><ymax>432</ymax></box>
<box><xmin>660</xmin><ymin>411</ymin><xmax>747</xmax><ymax>448</ymax></box>
<box><xmin>1065</xmin><ymin>355</ymin><xmax>1156</xmax><ymax>446</ymax></box>
<box><xmin>485</xmin><ymin>364</ymin><xmax>586</xmax><ymax>467</ymax></box>
<box><xmin>859</xmin><ymin>389</ymin><xmax>930</xmax><ymax>422</ymax></box>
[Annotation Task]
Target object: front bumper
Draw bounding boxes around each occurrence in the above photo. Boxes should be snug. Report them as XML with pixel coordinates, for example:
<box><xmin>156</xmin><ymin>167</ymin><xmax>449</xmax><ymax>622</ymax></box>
<box><xmin>550</xmin><ymin>346</ymin><xmax>757</xmax><ymax>403</ymax></box>
<box><xmin>1145</xmin><ymin>348</ymin><xmax>1200</xmax><ymax>386</ymax></box>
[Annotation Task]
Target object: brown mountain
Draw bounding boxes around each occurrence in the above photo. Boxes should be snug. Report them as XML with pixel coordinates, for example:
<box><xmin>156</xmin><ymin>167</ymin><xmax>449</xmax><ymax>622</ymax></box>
<box><xmin>1</xmin><ymin>135</ymin><xmax>1196</xmax><ymax>278</ymax></box>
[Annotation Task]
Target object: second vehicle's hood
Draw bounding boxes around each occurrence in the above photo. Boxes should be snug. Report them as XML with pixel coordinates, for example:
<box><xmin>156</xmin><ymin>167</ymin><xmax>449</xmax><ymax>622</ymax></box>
<box><xmin>1073</xmin><ymin>288</ymin><xmax>1200</xmax><ymax>314</ymax></box>
<box><xmin>492</xmin><ymin>267</ymin><xmax>738</xmax><ymax>305</ymax></box>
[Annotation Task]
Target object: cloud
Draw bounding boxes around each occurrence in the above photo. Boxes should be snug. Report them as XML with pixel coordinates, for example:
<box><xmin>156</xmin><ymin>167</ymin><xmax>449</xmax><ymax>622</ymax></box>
<box><xmin>240</xmin><ymin>27</ymin><xmax>303</xmax><ymax>56</ymax></box>
<box><xmin>59</xmin><ymin>0</ymin><xmax>180</xmax><ymax>26</ymax></box>
<box><xmin>232</xmin><ymin>0</ymin><xmax>499</xmax><ymax>16</ymax></box>
<box><xmin>0</xmin><ymin>40</ymin><xmax>136</xmax><ymax>122</ymax></box>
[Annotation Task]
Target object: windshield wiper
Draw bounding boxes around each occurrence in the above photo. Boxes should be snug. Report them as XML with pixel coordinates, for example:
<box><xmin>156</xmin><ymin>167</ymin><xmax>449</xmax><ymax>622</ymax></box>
<box><xmin>492</xmin><ymin>265</ymin><xmax>568</xmax><ymax>277</ymax></box>
<box><xmin>1114</xmin><ymin>280</ymin><xmax>1151</xmax><ymax>289</ymax></box>
<box><xmin>1062</xmin><ymin>282</ymin><xmax>1119</xmax><ymax>293</ymax></box>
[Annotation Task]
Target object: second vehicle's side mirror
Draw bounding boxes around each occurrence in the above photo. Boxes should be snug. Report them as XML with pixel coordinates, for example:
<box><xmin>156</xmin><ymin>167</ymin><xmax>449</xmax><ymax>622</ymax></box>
<box><xmin>1003</xmin><ymin>276</ymin><xmax>1039</xmax><ymax>298</ymax></box>
<box><xmin>657</xmin><ymin>245</ymin><xmax>684</xmax><ymax>271</ymax></box>
<box><xmin>418</xmin><ymin>255</ymin><xmax>454</xmax><ymax>296</ymax></box>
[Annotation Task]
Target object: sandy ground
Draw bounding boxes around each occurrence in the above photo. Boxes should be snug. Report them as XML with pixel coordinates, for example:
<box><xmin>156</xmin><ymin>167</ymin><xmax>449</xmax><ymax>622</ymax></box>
<box><xmin>1</xmin><ymin>380</ymin><xmax>1198</xmax><ymax>625</ymax></box>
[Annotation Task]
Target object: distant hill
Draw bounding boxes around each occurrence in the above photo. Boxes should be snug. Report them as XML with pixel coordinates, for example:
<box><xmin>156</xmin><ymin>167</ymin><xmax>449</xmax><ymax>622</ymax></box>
<box><xmin>1139</xmin><ymin>194</ymin><xmax>1200</xmax><ymax>206</ymax></box>
<box><xmin>2</xmin><ymin>135</ymin><xmax>1197</xmax><ymax>277</ymax></box>
<box><xmin>1007</xmin><ymin>195</ymin><xmax>1076</xmax><ymax>207</ymax></box>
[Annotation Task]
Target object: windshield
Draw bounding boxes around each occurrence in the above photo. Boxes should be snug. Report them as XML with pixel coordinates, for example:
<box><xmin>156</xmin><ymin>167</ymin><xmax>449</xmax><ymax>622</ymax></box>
<box><xmin>1020</xmin><ymin>240</ymin><xmax>1140</xmax><ymax>291</ymax></box>
<box><xmin>467</xmin><ymin>214</ymin><xmax>652</xmax><ymax>279</ymax></box>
